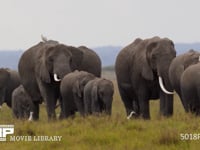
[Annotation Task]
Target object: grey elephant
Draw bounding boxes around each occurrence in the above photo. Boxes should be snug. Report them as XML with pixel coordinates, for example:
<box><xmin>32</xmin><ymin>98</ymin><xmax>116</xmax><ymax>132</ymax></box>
<box><xmin>84</xmin><ymin>78</ymin><xmax>114</xmax><ymax>115</ymax></box>
<box><xmin>12</xmin><ymin>85</ymin><xmax>33</xmax><ymax>119</ymax></box>
<box><xmin>181</xmin><ymin>63</ymin><xmax>200</xmax><ymax>115</ymax></box>
<box><xmin>60</xmin><ymin>70</ymin><xmax>95</xmax><ymax>118</ymax></box>
<box><xmin>18</xmin><ymin>38</ymin><xmax>101</xmax><ymax>120</ymax></box>
<box><xmin>169</xmin><ymin>50</ymin><xmax>200</xmax><ymax>108</ymax></box>
<box><xmin>115</xmin><ymin>37</ymin><xmax>176</xmax><ymax>119</ymax></box>
<box><xmin>0</xmin><ymin>68</ymin><xmax>20</xmax><ymax>108</ymax></box>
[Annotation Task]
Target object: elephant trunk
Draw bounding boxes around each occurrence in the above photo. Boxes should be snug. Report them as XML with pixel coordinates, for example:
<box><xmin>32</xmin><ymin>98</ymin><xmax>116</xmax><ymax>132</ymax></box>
<box><xmin>53</xmin><ymin>57</ymin><xmax>72</xmax><ymax>82</ymax></box>
<box><xmin>105</xmin><ymin>102</ymin><xmax>112</xmax><ymax>115</ymax></box>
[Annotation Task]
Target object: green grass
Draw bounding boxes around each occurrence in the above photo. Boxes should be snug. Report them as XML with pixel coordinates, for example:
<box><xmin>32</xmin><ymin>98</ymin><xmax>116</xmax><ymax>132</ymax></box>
<box><xmin>0</xmin><ymin>80</ymin><xmax>200</xmax><ymax>150</ymax></box>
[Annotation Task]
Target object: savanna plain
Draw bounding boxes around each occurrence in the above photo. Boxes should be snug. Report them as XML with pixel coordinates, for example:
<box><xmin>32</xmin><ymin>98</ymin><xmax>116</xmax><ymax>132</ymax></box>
<box><xmin>0</xmin><ymin>70</ymin><xmax>200</xmax><ymax>150</ymax></box>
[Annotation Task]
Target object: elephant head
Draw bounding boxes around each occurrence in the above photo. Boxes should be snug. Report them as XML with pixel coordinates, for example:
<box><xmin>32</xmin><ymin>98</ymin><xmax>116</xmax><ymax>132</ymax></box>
<box><xmin>36</xmin><ymin>44</ymin><xmax>83</xmax><ymax>83</ymax></box>
<box><xmin>183</xmin><ymin>49</ymin><xmax>200</xmax><ymax>68</ymax></box>
<box><xmin>91</xmin><ymin>79</ymin><xmax>114</xmax><ymax>115</ymax></box>
<box><xmin>0</xmin><ymin>68</ymin><xmax>10</xmax><ymax>107</ymax></box>
<box><xmin>73</xmin><ymin>72</ymin><xmax>96</xmax><ymax>98</ymax></box>
<box><xmin>143</xmin><ymin>37</ymin><xmax>176</xmax><ymax>94</ymax></box>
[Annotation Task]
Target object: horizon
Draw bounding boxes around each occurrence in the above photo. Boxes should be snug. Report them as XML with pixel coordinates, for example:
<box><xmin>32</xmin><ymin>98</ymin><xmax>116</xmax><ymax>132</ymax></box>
<box><xmin>1</xmin><ymin>41</ymin><xmax>200</xmax><ymax>51</ymax></box>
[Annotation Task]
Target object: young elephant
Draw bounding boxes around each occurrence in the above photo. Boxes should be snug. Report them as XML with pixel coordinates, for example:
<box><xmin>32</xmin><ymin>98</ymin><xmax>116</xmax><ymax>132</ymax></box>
<box><xmin>84</xmin><ymin>78</ymin><xmax>114</xmax><ymax>115</ymax></box>
<box><xmin>12</xmin><ymin>85</ymin><xmax>33</xmax><ymax>119</ymax></box>
<box><xmin>60</xmin><ymin>70</ymin><xmax>95</xmax><ymax>118</ymax></box>
<box><xmin>0</xmin><ymin>68</ymin><xmax>20</xmax><ymax>108</ymax></box>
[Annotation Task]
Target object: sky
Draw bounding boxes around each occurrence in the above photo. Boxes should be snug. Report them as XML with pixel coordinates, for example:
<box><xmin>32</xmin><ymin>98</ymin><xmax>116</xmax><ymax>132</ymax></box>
<box><xmin>0</xmin><ymin>0</ymin><xmax>200</xmax><ymax>50</ymax></box>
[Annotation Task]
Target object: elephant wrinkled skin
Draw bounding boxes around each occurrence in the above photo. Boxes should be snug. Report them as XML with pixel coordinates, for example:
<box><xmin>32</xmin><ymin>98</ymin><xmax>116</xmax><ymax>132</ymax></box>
<box><xmin>18</xmin><ymin>39</ymin><xmax>101</xmax><ymax>120</ymax></box>
<box><xmin>181</xmin><ymin>63</ymin><xmax>200</xmax><ymax>115</ymax></box>
<box><xmin>0</xmin><ymin>68</ymin><xmax>20</xmax><ymax>108</ymax></box>
<box><xmin>169</xmin><ymin>50</ymin><xmax>200</xmax><ymax>108</ymax></box>
<box><xmin>60</xmin><ymin>70</ymin><xmax>95</xmax><ymax>118</ymax></box>
<box><xmin>115</xmin><ymin>37</ymin><xmax>176</xmax><ymax>119</ymax></box>
<box><xmin>84</xmin><ymin>78</ymin><xmax>114</xmax><ymax>115</ymax></box>
<box><xmin>12</xmin><ymin>85</ymin><xmax>33</xmax><ymax>119</ymax></box>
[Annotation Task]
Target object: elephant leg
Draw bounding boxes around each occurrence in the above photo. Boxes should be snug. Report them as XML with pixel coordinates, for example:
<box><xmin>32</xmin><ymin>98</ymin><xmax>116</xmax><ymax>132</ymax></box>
<box><xmin>61</xmin><ymin>95</ymin><xmax>76</xmax><ymax>119</ymax></box>
<box><xmin>84</xmin><ymin>94</ymin><xmax>92</xmax><ymax>115</ymax></box>
<box><xmin>74</xmin><ymin>94</ymin><xmax>85</xmax><ymax>116</ymax></box>
<box><xmin>32</xmin><ymin>101</ymin><xmax>40</xmax><ymax>120</ymax></box>
<box><xmin>59</xmin><ymin>96</ymin><xmax>64</xmax><ymax>119</ymax></box>
<box><xmin>37</xmin><ymin>79</ymin><xmax>57</xmax><ymax>120</ymax></box>
<box><xmin>138</xmin><ymin>90</ymin><xmax>150</xmax><ymax>119</ymax></box>
<box><xmin>118</xmin><ymin>85</ymin><xmax>134</xmax><ymax>116</ymax></box>
<box><xmin>45</xmin><ymin>93</ymin><xmax>57</xmax><ymax>120</ymax></box>
<box><xmin>160</xmin><ymin>91</ymin><xmax>173</xmax><ymax>117</ymax></box>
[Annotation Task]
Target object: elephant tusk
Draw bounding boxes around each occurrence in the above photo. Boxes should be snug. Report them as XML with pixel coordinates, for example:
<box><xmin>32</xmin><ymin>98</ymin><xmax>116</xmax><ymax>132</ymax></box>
<box><xmin>158</xmin><ymin>76</ymin><xmax>174</xmax><ymax>95</ymax></box>
<box><xmin>28</xmin><ymin>112</ymin><xmax>34</xmax><ymax>121</ymax></box>
<box><xmin>127</xmin><ymin>111</ymin><xmax>136</xmax><ymax>120</ymax></box>
<box><xmin>54</xmin><ymin>74</ymin><xmax>61</xmax><ymax>82</ymax></box>
<box><xmin>0</xmin><ymin>105</ymin><xmax>2</xmax><ymax>109</ymax></box>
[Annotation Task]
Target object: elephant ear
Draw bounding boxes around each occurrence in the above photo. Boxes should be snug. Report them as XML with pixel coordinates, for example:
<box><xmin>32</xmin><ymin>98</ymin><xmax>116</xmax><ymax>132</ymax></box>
<box><xmin>36</xmin><ymin>48</ymin><xmax>51</xmax><ymax>83</ymax></box>
<box><xmin>142</xmin><ymin>42</ymin><xmax>158</xmax><ymax>81</ymax></box>
<box><xmin>73</xmin><ymin>80</ymin><xmax>82</xmax><ymax>98</ymax></box>
<box><xmin>68</xmin><ymin>46</ymin><xmax>84</xmax><ymax>70</ymax></box>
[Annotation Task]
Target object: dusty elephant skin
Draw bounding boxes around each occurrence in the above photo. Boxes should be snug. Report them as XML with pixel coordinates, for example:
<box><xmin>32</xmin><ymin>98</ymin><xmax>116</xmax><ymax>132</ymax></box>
<box><xmin>84</xmin><ymin>78</ymin><xmax>114</xmax><ymax>116</ymax></box>
<box><xmin>0</xmin><ymin>68</ymin><xmax>20</xmax><ymax>108</ymax></box>
<box><xmin>181</xmin><ymin>63</ymin><xmax>200</xmax><ymax>115</ymax></box>
<box><xmin>12</xmin><ymin>85</ymin><xmax>33</xmax><ymax>119</ymax></box>
<box><xmin>115</xmin><ymin>36</ymin><xmax>176</xmax><ymax>119</ymax></box>
<box><xmin>169</xmin><ymin>49</ymin><xmax>200</xmax><ymax>109</ymax></box>
<box><xmin>60</xmin><ymin>70</ymin><xmax>96</xmax><ymax>118</ymax></box>
<box><xmin>18</xmin><ymin>39</ymin><xmax>101</xmax><ymax>120</ymax></box>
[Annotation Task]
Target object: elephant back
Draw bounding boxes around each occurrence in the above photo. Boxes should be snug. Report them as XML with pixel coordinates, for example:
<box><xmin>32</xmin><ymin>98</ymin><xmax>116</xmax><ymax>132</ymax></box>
<box><xmin>78</xmin><ymin>46</ymin><xmax>102</xmax><ymax>77</ymax></box>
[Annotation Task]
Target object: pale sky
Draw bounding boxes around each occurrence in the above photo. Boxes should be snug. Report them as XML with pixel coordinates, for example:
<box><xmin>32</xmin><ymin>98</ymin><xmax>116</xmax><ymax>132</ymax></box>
<box><xmin>0</xmin><ymin>0</ymin><xmax>200</xmax><ymax>49</ymax></box>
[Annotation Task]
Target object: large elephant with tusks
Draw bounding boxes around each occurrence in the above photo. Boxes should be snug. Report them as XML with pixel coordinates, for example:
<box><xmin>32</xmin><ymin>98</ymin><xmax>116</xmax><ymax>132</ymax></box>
<box><xmin>18</xmin><ymin>37</ymin><xmax>101</xmax><ymax>120</ymax></box>
<box><xmin>115</xmin><ymin>37</ymin><xmax>176</xmax><ymax>119</ymax></box>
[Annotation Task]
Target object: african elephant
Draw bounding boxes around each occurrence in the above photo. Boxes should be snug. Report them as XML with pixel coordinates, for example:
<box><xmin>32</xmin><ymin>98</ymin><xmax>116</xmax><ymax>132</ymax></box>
<box><xmin>18</xmin><ymin>38</ymin><xmax>101</xmax><ymax>120</ymax></box>
<box><xmin>181</xmin><ymin>63</ymin><xmax>200</xmax><ymax>115</ymax></box>
<box><xmin>115</xmin><ymin>37</ymin><xmax>176</xmax><ymax>119</ymax></box>
<box><xmin>84</xmin><ymin>78</ymin><xmax>114</xmax><ymax>115</ymax></box>
<box><xmin>60</xmin><ymin>70</ymin><xmax>95</xmax><ymax>118</ymax></box>
<box><xmin>12</xmin><ymin>85</ymin><xmax>33</xmax><ymax>119</ymax></box>
<box><xmin>0</xmin><ymin>68</ymin><xmax>20</xmax><ymax>108</ymax></box>
<box><xmin>169</xmin><ymin>49</ymin><xmax>200</xmax><ymax>108</ymax></box>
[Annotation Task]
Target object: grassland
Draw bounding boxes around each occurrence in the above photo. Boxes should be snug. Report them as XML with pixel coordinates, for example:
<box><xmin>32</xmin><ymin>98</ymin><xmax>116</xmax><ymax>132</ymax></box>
<box><xmin>0</xmin><ymin>71</ymin><xmax>200</xmax><ymax>150</ymax></box>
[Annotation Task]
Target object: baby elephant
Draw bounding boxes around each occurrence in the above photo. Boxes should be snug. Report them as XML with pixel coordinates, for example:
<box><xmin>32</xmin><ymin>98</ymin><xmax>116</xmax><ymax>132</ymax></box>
<box><xmin>60</xmin><ymin>70</ymin><xmax>96</xmax><ymax>119</ymax></box>
<box><xmin>84</xmin><ymin>78</ymin><xmax>114</xmax><ymax>115</ymax></box>
<box><xmin>12</xmin><ymin>85</ymin><xmax>33</xmax><ymax>119</ymax></box>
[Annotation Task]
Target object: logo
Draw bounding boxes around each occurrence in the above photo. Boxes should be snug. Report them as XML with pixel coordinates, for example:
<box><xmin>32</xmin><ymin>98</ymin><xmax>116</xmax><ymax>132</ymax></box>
<box><xmin>0</xmin><ymin>125</ymin><xmax>14</xmax><ymax>141</ymax></box>
<box><xmin>0</xmin><ymin>124</ymin><xmax>62</xmax><ymax>142</ymax></box>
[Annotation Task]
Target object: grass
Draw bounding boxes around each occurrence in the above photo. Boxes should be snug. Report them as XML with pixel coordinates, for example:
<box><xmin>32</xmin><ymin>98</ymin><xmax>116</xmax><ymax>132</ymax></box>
<box><xmin>0</xmin><ymin>75</ymin><xmax>200</xmax><ymax>149</ymax></box>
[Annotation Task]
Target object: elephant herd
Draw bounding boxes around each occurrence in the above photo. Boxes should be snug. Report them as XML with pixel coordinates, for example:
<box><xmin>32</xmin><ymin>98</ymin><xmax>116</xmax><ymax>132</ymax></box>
<box><xmin>0</xmin><ymin>36</ymin><xmax>200</xmax><ymax>121</ymax></box>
